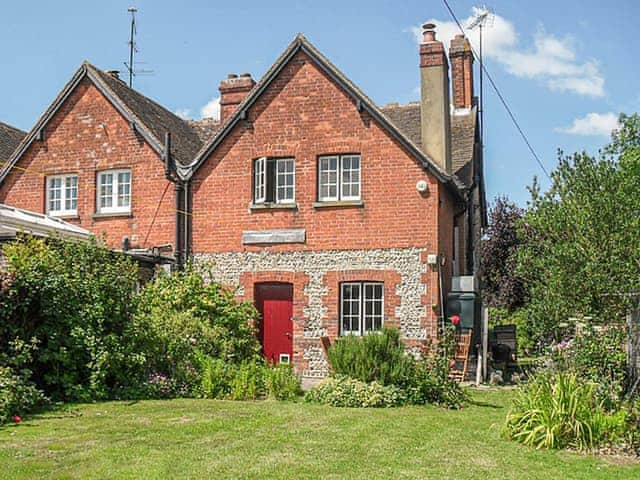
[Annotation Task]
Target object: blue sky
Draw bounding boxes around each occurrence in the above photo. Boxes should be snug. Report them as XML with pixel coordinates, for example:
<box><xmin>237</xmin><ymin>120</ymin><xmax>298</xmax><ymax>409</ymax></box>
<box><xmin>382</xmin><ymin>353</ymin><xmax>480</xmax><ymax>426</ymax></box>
<box><xmin>1</xmin><ymin>0</ymin><xmax>638</xmax><ymax>205</ymax></box>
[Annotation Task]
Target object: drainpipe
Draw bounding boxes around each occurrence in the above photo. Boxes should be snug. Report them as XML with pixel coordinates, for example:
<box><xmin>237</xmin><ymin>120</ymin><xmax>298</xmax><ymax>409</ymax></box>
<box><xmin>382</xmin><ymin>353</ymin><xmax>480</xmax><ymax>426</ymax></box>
<box><xmin>163</xmin><ymin>132</ymin><xmax>185</xmax><ymax>271</ymax></box>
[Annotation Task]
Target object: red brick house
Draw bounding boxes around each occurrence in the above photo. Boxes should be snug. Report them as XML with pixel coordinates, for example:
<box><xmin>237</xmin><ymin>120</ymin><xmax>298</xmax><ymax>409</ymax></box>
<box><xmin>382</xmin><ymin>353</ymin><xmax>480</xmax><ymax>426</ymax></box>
<box><xmin>0</xmin><ymin>63</ymin><xmax>204</xmax><ymax>254</ymax></box>
<box><xmin>0</xmin><ymin>24</ymin><xmax>485</xmax><ymax>384</ymax></box>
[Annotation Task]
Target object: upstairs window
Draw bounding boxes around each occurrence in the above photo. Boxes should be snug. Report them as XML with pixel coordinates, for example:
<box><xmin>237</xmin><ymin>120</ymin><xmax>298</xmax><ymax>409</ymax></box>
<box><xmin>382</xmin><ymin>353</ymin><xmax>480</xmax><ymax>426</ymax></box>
<box><xmin>46</xmin><ymin>174</ymin><xmax>78</xmax><ymax>216</ymax></box>
<box><xmin>340</xmin><ymin>282</ymin><xmax>384</xmax><ymax>336</ymax></box>
<box><xmin>97</xmin><ymin>169</ymin><xmax>131</xmax><ymax>214</ymax></box>
<box><xmin>253</xmin><ymin>157</ymin><xmax>295</xmax><ymax>204</ymax></box>
<box><xmin>318</xmin><ymin>154</ymin><xmax>361</xmax><ymax>202</ymax></box>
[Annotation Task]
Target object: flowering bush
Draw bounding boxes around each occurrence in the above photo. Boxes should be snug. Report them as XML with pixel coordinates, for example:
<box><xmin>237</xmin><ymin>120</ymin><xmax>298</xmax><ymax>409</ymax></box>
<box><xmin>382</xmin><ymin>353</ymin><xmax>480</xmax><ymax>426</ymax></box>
<box><xmin>304</xmin><ymin>375</ymin><xmax>406</xmax><ymax>408</ymax></box>
<box><xmin>548</xmin><ymin>324</ymin><xmax>627</xmax><ymax>408</ymax></box>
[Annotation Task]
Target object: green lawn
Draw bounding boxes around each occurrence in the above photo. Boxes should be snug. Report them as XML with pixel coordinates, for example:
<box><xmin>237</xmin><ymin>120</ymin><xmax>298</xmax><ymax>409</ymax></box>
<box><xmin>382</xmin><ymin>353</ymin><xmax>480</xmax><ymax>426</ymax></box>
<box><xmin>1</xmin><ymin>389</ymin><xmax>638</xmax><ymax>480</ymax></box>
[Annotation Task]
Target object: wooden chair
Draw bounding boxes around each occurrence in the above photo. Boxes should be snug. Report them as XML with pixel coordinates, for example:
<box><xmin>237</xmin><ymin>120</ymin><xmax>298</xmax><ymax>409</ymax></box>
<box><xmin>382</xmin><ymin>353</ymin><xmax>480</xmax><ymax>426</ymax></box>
<box><xmin>449</xmin><ymin>331</ymin><xmax>472</xmax><ymax>382</ymax></box>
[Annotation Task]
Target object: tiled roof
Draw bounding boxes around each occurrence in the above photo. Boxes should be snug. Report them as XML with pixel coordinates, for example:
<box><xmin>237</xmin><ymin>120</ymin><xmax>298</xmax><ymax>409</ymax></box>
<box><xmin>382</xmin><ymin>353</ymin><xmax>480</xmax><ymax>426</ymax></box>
<box><xmin>379</xmin><ymin>102</ymin><xmax>478</xmax><ymax>187</ymax></box>
<box><xmin>0</xmin><ymin>121</ymin><xmax>26</xmax><ymax>164</ymax></box>
<box><xmin>187</xmin><ymin>118</ymin><xmax>221</xmax><ymax>143</ymax></box>
<box><xmin>88</xmin><ymin>65</ymin><xmax>204</xmax><ymax>166</ymax></box>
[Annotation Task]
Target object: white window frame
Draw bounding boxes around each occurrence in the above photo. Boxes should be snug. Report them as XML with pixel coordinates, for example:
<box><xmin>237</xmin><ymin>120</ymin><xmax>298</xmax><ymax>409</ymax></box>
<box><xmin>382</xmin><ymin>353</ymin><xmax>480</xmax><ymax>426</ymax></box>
<box><xmin>97</xmin><ymin>169</ymin><xmax>131</xmax><ymax>214</ymax></box>
<box><xmin>340</xmin><ymin>281</ymin><xmax>384</xmax><ymax>336</ymax></box>
<box><xmin>318</xmin><ymin>155</ymin><xmax>339</xmax><ymax>202</ymax></box>
<box><xmin>46</xmin><ymin>173</ymin><xmax>78</xmax><ymax>217</ymax></box>
<box><xmin>254</xmin><ymin>157</ymin><xmax>266</xmax><ymax>204</ymax></box>
<box><xmin>318</xmin><ymin>154</ymin><xmax>361</xmax><ymax>202</ymax></box>
<box><xmin>253</xmin><ymin>157</ymin><xmax>295</xmax><ymax>204</ymax></box>
<box><xmin>275</xmin><ymin>158</ymin><xmax>295</xmax><ymax>204</ymax></box>
<box><xmin>340</xmin><ymin>154</ymin><xmax>361</xmax><ymax>201</ymax></box>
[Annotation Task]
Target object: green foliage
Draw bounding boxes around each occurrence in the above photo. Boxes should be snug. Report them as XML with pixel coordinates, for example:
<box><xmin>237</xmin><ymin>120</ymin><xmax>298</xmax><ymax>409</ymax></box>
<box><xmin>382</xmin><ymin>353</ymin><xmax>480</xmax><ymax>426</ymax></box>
<box><xmin>516</xmin><ymin>114</ymin><xmax>640</xmax><ymax>348</ymax></box>
<box><xmin>0</xmin><ymin>236</ymin><xmax>138</xmax><ymax>401</ymax></box>
<box><xmin>549</xmin><ymin>324</ymin><xmax>628</xmax><ymax>408</ymax></box>
<box><xmin>326</xmin><ymin>327</ymin><xmax>466</xmax><ymax>408</ymax></box>
<box><xmin>304</xmin><ymin>375</ymin><xmax>406</xmax><ymax>408</ymax></box>
<box><xmin>264</xmin><ymin>363</ymin><xmax>302</xmax><ymax>400</ymax></box>
<box><xmin>194</xmin><ymin>354</ymin><xmax>301</xmax><ymax>401</ymax></box>
<box><xmin>125</xmin><ymin>265</ymin><xmax>262</xmax><ymax>393</ymax></box>
<box><xmin>0</xmin><ymin>338</ymin><xmax>47</xmax><ymax>424</ymax></box>
<box><xmin>504</xmin><ymin>372</ymin><xmax>627</xmax><ymax>450</ymax></box>
<box><xmin>327</xmin><ymin>328</ymin><xmax>414</xmax><ymax>386</ymax></box>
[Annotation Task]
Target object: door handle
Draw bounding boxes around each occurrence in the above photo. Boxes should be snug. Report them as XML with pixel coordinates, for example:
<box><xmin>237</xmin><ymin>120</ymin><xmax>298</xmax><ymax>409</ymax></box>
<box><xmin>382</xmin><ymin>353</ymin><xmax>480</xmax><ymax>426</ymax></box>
<box><xmin>285</xmin><ymin>333</ymin><xmax>292</xmax><ymax>339</ymax></box>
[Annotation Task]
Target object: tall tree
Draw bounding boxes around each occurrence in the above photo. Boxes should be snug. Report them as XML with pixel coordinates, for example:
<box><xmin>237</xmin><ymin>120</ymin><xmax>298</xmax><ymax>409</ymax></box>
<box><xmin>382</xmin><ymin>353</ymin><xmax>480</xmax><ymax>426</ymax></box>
<box><xmin>517</xmin><ymin>113</ymin><xmax>640</xmax><ymax>346</ymax></box>
<box><xmin>480</xmin><ymin>197</ymin><xmax>526</xmax><ymax>312</ymax></box>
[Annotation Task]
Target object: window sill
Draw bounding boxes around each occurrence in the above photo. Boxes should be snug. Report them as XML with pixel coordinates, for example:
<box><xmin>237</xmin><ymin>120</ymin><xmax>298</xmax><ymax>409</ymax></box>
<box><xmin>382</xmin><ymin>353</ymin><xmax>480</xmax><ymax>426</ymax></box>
<box><xmin>91</xmin><ymin>211</ymin><xmax>133</xmax><ymax>219</ymax></box>
<box><xmin>313</xmin><ymin>200</ymin><xmax>364</xmax><ymax>209</ymax></box>
<box><xmin>249</xmin><ymin>202</ymin><xmax>298</xmax><ymax>211</ymax></box>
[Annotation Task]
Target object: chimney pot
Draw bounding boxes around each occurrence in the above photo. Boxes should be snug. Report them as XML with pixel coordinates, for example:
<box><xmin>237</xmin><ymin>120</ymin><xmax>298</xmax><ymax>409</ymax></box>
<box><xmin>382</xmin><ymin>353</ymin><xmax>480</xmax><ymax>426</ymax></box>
<box><xmin>227</xmin><ymin>73</ymin><xmax>238</xmax><ymax>79</ymax></box>
<box><xmin>106</xmin><ymin>70</ymin><xmax>120</xmax><ymax>79</ymax></box>
<box><xmin>240</xmin><ymin>73</ymin><xmax>251</xmax><ymax>78</ymax></box>
<box><xmin>422</xmin><ymin>23</ymin><xmax>437</xmax><ymax>43</ymax></box>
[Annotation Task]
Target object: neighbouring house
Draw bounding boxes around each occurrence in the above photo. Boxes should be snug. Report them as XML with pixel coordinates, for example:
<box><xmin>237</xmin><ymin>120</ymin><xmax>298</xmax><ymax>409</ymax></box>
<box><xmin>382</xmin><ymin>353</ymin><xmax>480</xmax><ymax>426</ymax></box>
<box><xmin>0</xmin><ymin>23</ymin><xmax>485</xmax><ymax>385</ymax></box>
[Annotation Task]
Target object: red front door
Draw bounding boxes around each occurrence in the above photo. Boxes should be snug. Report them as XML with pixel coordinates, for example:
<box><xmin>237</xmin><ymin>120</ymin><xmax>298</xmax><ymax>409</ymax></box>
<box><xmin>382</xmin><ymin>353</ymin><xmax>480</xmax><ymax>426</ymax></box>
<box><xmin>254</xmin><ymin>283</ymin><xmax>293</xmax><ymax>364</ymax></box>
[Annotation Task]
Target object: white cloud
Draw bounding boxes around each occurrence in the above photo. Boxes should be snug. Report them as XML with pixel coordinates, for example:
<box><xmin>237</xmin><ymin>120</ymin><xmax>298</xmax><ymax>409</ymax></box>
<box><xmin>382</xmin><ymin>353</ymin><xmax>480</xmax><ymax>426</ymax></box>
<box><xmin>555</xmin><ymin>112</ymin><xmax>620</xmax><ymax>136</ymax></box>
<box><xmin>200</xmin><ymin>96</ymin><xmax>220</xmax><ymax>120</ymax></box>
<box><xmin>174</xmin><ymin>108</ymin><xmax>191</xmax><ymax>119</ymax></box>
<box><xmin>412</xmin><ymin>8</ymin><xmax>605</xmax><ymax>97</ymax></box>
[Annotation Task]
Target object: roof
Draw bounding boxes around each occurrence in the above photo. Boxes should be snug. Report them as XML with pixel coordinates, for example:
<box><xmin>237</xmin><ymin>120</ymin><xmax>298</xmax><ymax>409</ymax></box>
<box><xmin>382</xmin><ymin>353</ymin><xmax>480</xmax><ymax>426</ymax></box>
<box><xmin>187</xmin><ymin>118</ymin><xmax>221</xmax><ymax>143</ymax></box>
<box><xmin>0</xmin><ymin>203</ymin><xmax>91</xmax><ymax>241</ymax></box>
<box><xmin>380</xmin><ymin>102</ymin><xmax>478</xmax><ymax>187</ymax></box>
<box><xmin>184</xmin><ymin>34</ymin><xmax>465</xmax><ymax>197</ymax></box>
<box><xmin>0</xmin><ymin>121</ymin><xmax>27</xmax><ymax>164</ymax></box>
<box><xmin>0</xmin><ymin>62</ymin><xmax>204</xmax><ymax>184</ymax></box>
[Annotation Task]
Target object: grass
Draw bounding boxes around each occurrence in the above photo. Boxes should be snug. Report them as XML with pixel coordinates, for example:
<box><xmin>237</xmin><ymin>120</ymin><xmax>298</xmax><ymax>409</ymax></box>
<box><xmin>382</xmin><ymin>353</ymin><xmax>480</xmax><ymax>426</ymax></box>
<box><xmin>0</xmin><ymin>389</ymin><xmax>638</xmax><ymax>479</ymax></box>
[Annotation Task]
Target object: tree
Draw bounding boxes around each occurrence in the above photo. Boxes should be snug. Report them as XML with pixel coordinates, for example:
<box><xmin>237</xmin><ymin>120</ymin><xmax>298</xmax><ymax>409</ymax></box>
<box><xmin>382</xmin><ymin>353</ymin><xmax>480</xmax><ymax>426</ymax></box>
<box><xmin>480</xmin><ymin>197</ymin><xmax>526</xmax><ymax>312</ymax></box>
<box><xmin>516</xmin><ymin>114</ymin><xmax>640</xmax><ymax>348</ymax></box>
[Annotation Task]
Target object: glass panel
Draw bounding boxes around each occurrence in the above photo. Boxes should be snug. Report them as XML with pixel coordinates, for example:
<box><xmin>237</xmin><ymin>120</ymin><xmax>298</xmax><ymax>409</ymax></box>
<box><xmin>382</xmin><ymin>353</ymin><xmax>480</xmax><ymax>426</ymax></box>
<box><xmin>254</xmin><ymin>158</ymin><xmax>265</xmax><ymax>203</ymax></box>
<box><xmin>363</xmin><ymin>282</ymin><xmax>384</xmax><ymax>333</ymax></box>
<box><xmin>117</xmin><ymin>171</ymin><xmax>131</xmax><ymax>208</ymax></box>
<box><xmin>276</xmin><ymin>158</ymin><xmax>294</xmax><ymax>203</ymax></box>
<box><xmin>48</xmin><ymin>177</ymin><xmax>62</xmax><ymax>212</ymax></box>
<box><xmin>341</xmin><ymin>283</ymin><xmax>361</xmax><ymax>335</ymax></box>
<box><xmin>318</xmin><ymin>156</ymin><xmax>338</xmax><ymax>201</ymax></box>
<box><xmin>100</xmin><ymin>173</ymin><xmax>113</xmax><ymax>208</ymax></box>
<box><xmin>340</xmin><ymin>155</ymin><xmax>361</xmax><ymax>200</ymax></box>
<box><xmin>65</xmin><ymin>176</ymin><xmax>77</xmax><ymax>211</ymax></box>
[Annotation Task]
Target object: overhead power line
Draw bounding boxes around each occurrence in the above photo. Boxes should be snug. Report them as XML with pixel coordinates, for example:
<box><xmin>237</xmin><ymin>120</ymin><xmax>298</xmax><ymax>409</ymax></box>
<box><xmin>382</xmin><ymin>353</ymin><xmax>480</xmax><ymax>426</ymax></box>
<box><xmin>441</xmin><ymin>0</ymin><xmax>551</xmax><ymax>180</ymax></box>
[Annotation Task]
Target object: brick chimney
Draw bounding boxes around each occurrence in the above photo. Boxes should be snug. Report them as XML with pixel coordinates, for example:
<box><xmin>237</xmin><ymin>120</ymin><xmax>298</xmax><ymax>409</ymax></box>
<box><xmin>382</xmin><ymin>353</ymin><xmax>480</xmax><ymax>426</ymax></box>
<box><xmin>419</xmin><ymin>23</ymin><xmax>452</xmax><ymax>173</ymax></box>
<box><xmin>449</xmin><ymin>34</ymin><xmax>474</xmax><ymax>109</ymax></box>
<box><xmin>219</xmin><ymin>73</ymin><xmax>255</xmax><ymax>122</ymax></box>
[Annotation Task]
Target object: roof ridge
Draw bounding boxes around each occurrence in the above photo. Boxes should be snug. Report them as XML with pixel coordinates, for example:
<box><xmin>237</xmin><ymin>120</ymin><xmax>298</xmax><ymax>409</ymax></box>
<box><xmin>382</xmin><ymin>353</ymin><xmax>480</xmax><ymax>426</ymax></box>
<box><xmin>0</xmin><ymin>121</ymin><xmax>27</xmax><ymax>136</ymax></box>
<box><xmin>86</xmin><ymin>64</ymin><xmax>196</xmax><ymax>130</ymax></box>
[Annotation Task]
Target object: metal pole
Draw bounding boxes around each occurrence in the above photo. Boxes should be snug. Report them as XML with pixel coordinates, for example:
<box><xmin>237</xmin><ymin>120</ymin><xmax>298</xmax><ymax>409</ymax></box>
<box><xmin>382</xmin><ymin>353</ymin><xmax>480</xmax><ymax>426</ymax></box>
<box><xmin>128</xmin><ymin>8</ymin><xmax>137</xmax><ymax>88</ymax></box>
<box><xmin>482</xmin><ymin>304</ymin><xmax>489</xmax><ymax>381</ymax></box>
<box><xmin>479</xmin><ymin>23</ymin><xmax>484</xmax><ymax>146</ymax></box>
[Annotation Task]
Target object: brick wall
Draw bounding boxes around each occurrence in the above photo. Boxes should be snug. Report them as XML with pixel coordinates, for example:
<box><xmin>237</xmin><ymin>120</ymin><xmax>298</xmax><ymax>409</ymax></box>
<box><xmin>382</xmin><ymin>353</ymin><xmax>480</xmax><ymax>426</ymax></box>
<box><xmin>191</xmin><ymin>50</ymin><xmax>458</xmax><ymax>377</ymax></box>
<box><xmin>0</xmin><ymin>78</ymin><xmax>176</xmax><ymax>250</ymax></box>
<box><xmin>191</xmin><ymin>51</ymin><xmax>446</xmax><ymax>254</ymax></box>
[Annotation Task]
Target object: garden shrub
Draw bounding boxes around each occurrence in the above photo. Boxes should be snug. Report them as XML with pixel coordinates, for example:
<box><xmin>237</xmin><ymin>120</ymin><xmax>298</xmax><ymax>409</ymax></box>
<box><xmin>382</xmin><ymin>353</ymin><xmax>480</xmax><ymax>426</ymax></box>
<box><xmin>0</xmin><ymin>338</ymin><xmax>47</xmax><ymax>424</ymax></box>
<box><xmin>504</xmin><ymin>372</ymin><xmax>627</xmax><ymax>450</ymax></box>
<box><xmin>549</xmin><ymin>324</ymin><xmax>628</xmax><ymax>407</ymax></box>
<box><xmin>327</xmin><ymin>328</ymin><xmax>414</xmax><ymax>386</ymax></box>
<box><xmin>326</xmin><ymin>327</ymin><xmax>466</xmax><ymax>408</ymax></box>
<box><xmin>304</xmin><ymin>375</ymin><xmax>406</xmax><ymax>408</ymax></box>
<box><xmin>194</xmin><ymin>354</ymin><xmax>301</xmax><ymax>401</ymax></box>
<box><xmin>125</xmin><ymin>265</ymin><xmax>262</xmax><ymax>394</ymax></box>
<box><xmin>0</xmin><ymin>236</ymin><xmax>138</xmax><ymax>401</ymax></box>
<box><xmin>264</xmin><ymin>363</ymin><xmax>302</xmax><ymax>400</ymax></box>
